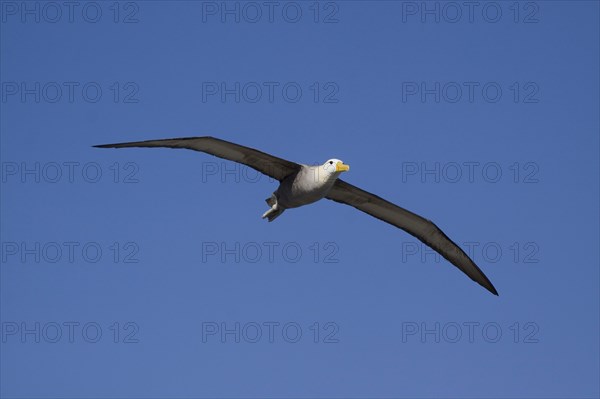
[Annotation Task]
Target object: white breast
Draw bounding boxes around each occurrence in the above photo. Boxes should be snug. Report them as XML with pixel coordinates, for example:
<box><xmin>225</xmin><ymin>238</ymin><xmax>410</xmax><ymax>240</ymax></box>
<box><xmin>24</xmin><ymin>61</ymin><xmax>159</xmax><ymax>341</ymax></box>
<box><xmin>276</xmin><ymin>165</ymin><xmax>339</xmax><ymax>208</ymax></box>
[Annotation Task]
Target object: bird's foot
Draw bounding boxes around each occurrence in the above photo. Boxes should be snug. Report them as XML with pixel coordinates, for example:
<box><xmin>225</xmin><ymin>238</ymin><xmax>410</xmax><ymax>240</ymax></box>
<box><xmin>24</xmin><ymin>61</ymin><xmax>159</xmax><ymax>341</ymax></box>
<box><xmin>261</xmin><ymin>206</ymin><xmax>284</xmax><ymax>222</ymax></box>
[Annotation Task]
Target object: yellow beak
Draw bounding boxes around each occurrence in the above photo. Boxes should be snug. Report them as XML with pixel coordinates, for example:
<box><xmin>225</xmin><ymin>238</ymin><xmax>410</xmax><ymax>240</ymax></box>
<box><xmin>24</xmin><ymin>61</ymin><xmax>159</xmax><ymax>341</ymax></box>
<box><xmin>336</xmin><ymin>162</ymin><xmax>350</xmax><ymax>172</ymax></box>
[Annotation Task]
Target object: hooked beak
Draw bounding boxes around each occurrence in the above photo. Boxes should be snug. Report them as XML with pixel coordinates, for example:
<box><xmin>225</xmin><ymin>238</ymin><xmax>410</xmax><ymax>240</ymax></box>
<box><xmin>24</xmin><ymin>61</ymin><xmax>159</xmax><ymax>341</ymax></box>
<box><xmin>336</xmin><ymin>162</ymin><xmax>350</xmax><ymax>172</ymax></box>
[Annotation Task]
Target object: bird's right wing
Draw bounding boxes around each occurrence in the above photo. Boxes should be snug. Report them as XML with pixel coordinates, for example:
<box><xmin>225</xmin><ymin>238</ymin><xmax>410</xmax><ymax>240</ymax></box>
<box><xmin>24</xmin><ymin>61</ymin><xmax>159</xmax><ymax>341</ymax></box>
<box><xmin>326</xmin><ymin>179</ymin><xmax>498</xmax><ymax>295</ymax></box>
<box><xmin>94</xmin><ymin>136</ymin><xmax>301</xmax><ymax>181</ymax></box>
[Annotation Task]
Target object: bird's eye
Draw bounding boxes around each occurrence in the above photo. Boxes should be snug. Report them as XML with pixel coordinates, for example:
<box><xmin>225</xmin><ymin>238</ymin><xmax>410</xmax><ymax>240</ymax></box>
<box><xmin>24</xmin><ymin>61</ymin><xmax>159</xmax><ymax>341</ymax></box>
<box><xmin>329</xmin><ymin>161</ymin><xmax>333</xmax><ymax>165</ymax></box>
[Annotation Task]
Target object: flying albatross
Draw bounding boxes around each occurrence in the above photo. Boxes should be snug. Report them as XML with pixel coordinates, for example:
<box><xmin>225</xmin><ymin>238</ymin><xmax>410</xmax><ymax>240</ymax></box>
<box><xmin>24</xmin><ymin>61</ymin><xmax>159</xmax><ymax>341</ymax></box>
<box><xmin>94</xmin><ymin>136</ymin><xmax>498</xmax><ymax>296</ymax></box>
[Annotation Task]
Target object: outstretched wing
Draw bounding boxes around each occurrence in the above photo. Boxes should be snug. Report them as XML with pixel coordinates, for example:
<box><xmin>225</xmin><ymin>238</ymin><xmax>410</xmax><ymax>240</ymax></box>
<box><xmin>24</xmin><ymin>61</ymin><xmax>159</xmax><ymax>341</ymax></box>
<box><xmin>326</xmin><ymin>179</ymin><xmax>498</xmax><ymax>295</ymax></box>
<box><xmin>94</xmin><ymin>136</ymin><xmax>301</xmax><ymax>181</ymax></box>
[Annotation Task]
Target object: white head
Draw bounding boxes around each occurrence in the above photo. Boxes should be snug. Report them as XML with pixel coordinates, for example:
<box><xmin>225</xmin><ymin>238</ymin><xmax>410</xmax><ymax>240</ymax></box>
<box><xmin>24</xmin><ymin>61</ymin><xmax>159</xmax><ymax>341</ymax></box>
<box><xmin>322</xmin><ymin>158</ymin><xmax>350</xmax><ymax>175</ymax></box>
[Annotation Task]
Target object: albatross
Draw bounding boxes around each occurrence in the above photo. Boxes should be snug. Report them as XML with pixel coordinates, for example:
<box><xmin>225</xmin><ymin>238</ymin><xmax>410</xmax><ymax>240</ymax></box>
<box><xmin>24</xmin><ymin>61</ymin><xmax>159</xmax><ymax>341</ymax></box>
<box><xmin>94</xmin><ymin>136</ymin><xmax>498</xmax><ymax>296</ymax></box>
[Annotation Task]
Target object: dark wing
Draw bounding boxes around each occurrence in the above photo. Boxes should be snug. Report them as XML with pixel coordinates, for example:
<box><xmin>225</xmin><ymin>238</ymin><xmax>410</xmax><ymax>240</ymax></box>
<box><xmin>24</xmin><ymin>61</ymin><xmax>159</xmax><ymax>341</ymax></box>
<box><xmin>326</xmin><ymin>179</ymin><xmax>498</xmax><ymax>295</ymax></box>
<box><xmin>94</xmin><ymin>136</ymin><xmax>301</xmax><ymax>181</ymax></box>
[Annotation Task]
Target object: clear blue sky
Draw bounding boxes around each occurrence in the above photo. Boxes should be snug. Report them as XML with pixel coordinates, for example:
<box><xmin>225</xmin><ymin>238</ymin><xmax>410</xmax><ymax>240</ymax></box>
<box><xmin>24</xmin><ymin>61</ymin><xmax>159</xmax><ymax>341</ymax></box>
<box><xmin>1</xmin><ymin>1</ymin><xmax>599</xmax><ymax>398</ymax></box>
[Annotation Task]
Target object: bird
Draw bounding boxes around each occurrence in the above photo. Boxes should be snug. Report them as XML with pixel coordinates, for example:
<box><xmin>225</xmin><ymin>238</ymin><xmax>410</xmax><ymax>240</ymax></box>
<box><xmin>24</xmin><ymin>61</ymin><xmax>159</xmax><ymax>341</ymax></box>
<box><xmin>94</xmin><ymin>136</ymin><xmax>498</xmax><ymax>296</ymax></box>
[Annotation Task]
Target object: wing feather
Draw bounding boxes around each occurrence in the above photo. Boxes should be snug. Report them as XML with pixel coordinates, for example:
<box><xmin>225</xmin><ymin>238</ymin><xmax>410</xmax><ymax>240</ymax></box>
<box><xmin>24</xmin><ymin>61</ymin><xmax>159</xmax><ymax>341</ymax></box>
<box><xmin>326</xmin><ymin>179</ymin><xmax>498</xmax><ymax>295</ymax></box>
<box><xmin>94</xmin><ymin>136</ymin><xmax>301</xmax><ymax>181</ymax></box>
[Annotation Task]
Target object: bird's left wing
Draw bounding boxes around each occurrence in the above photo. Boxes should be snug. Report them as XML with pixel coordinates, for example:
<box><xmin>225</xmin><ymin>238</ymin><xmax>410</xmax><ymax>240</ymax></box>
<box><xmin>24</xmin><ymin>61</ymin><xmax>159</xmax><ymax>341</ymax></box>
<box><xmin>326</xmin><ymin>179</ymin><xmax>498</xmax><ymax>295</ymax></box>
<box><xmin>94</xmin><ymin>136</ymin><xmax>301</xmax><ymax>181</ymax></box>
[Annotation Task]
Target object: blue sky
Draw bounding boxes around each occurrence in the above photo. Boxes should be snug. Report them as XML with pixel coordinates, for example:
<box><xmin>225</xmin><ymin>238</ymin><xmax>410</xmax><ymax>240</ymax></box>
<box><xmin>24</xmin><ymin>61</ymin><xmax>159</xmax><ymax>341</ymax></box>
<box><xmin>1</xmin><ymin>1</ymin><xmax>599</xmax><ymax>398</ymax></box>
